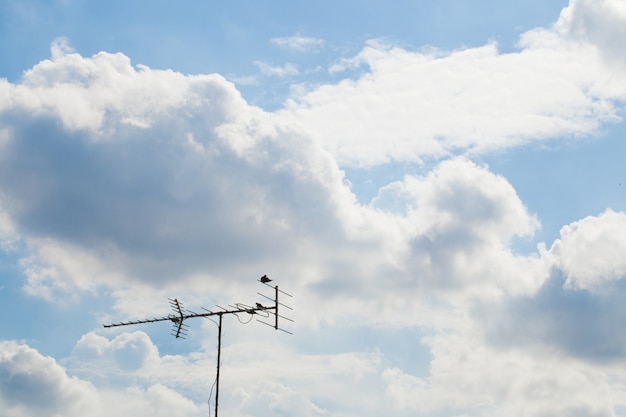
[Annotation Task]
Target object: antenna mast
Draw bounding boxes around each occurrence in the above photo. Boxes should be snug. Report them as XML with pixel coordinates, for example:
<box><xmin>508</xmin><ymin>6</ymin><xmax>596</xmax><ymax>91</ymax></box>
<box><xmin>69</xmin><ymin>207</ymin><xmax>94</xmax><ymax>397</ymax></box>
<box><xmin>103</xmin><ymin>275</ymin><xmax>293</xmax><ymax>417</ymax></box>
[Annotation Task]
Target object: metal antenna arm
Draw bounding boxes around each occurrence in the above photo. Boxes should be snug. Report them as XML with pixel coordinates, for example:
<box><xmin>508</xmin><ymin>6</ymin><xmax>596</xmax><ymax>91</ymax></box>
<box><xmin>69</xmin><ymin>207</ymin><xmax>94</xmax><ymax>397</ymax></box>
<box><xmin>103</xmin><ymin>295</ymin><xmax>285</xmax><ymax>330</ymax></box>
<box><xmin>103</xmin><ymin>315</ymin><xmax>174</xmax><ymax>328</ymax></box>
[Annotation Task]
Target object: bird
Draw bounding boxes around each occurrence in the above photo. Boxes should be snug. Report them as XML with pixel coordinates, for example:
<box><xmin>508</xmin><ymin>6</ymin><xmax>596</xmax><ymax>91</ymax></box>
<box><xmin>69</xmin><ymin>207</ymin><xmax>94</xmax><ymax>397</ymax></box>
<box><xmin>256</xmin><ymin>302</ymin><xmax>264</xmax><ymax>309</ymax></box>
<box><xmin>260</xmin><ymin>275</ymin><xmax>272</xmax><ymax>283</ymax></box>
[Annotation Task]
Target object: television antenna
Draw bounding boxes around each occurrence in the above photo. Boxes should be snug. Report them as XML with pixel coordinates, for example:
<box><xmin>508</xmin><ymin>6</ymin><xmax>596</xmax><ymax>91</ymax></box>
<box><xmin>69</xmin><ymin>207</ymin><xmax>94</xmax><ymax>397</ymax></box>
<box><xmin>103</xmin><ymin>275</ymin><xmax>293</xmax><ymax>417</ymax></box>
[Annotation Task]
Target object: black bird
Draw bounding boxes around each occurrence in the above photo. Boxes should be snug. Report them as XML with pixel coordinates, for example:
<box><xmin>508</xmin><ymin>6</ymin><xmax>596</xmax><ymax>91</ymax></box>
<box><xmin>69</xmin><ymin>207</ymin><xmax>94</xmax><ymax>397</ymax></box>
<box><xmin>260</xmin><ymin>275</ymin><xmax>272</xmax><ymax>283</ymax></box>
<box><xmin>256</xmin><ymin>302</ymin><xmax>264</xmax><ymax>308</ymax></box>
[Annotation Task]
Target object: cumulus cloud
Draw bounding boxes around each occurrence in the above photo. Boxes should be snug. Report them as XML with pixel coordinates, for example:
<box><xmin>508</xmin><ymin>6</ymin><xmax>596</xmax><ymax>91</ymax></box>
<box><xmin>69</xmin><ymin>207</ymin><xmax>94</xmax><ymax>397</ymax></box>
<box><xmin>552</xmin><ymin>209</ymin><xmax>626</xmax><ymax>290</ymax></box>
<box><xmin>484</xmin><ymin>272</ymin><xmax>626</xmax><ymax>363</ymax></box>
<box><xmin>0</xmin><ymin>41</ymin><xmax>543</xmax><ymax>316</ymax></box>
<box><xmin>2</xmin><ymin>2</ymin><xmax>626</xmax><ymax>415</ymax></box>
<box><xmin>71</xmin><ymin>331</ymin><xmax>160</xmax><ymax>371</ymax></box>
<box><xmin>221</xmin><ymin>336</ymin><xmax>385</xmax><ymax>417</ymax></box>
<box><xmin>0</xmin><ymin>339</ymin><xmax>203</xmax><ymax>417</ymax></box>
<box><xmin>408</xmin><ymin>206</ymin><xmax>626</xmax><ymax>413</ymax></box>
<box><xmin>0</xmin><ymin>42</ymin><xmax>358</xmax><ymax>302</ymax></box>
<box><xmin>556</xmin><ymin>0</ymin><xmax>626</xmax><ymax>69</ymax></box>
<box><xmin>63</xmin><ymin>328</ymin><xmax>387</xmax><ymax>417</ymax></box>
<box><xmin>3</xmin><ymin>4</ymin><xmax>625</xmax><ymax>306</ymax></box>
<box><xmin>68</xmin><ymin>331</ymin><xmax>210</xmax><ymax>400</ymax></box>
<box><xmin>113</xmin><ymin>384</ymin><xmax>200</xmax><ymax>417</ymax></box>
<box><xmin>479</xmin><ymin>211</ymin><xmax>626</xmax><ymax>363</ymax></box>
<box><xmin>363</xmin><ymin>158</ymin><xmax>542</xmax><ymax>301</ymax></box>
<box><xmin>0</xmin><ymin>341</ymin><xmax>98</xmax><ymax>417</ymax></box>
<box><xmin>383</xmin><ymin>334</ymin><xmax>618</xmax><ymax>417</ymax></box>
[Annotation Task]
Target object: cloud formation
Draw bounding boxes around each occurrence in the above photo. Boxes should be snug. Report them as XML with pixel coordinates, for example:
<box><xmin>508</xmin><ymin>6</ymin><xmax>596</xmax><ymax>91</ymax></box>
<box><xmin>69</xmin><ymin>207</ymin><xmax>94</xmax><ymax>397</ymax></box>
<box><xmin>0</xmin><ymin>341</ymin><xmax>97</xmax><ymax>417</ymax></box>
<box><xmin>279</xmin><ymin>2</ymin><xmax>626</xmax><ymax>166</ymax></box>
<box><xmin>0</xmin><ymin>40</ymin><xmax>543</xmax><ymax>312</ymax></box>
<box><xmin>556</xmin><ymin>0</ymin><xmax>626</xmax><ymax>68</ymax></box>
<box><xmin>0</xmin><ymin>339</ymin><xmax>202</xmax><ymax>417</ymax></box>
<box><xmin>2</xmin><ymin>1</ymin><xmax>626</xmax><ymax>416</ymax></box>
<box><xmin>554</xmin><ymin>209</ymin><xmax>626</xmax><ymax>290</ymax></box>
<box><xmin>0</xmin><ymin>43</ymin><xmax>354</xmax><ymax>302</ymax></box>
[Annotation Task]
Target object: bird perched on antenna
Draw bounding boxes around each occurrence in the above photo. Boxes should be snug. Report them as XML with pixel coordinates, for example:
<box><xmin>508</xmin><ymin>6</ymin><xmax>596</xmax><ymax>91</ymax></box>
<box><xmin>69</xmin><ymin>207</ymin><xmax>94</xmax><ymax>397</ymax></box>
<box><xmin>260</xmin><ymin>275</ymin><xmax>272</xmax><ymax>283</ymax></box>
<box><xmin>256</xmin><ymin>302</ymin><xmax>264</xmax><ymax>308</ymax></box>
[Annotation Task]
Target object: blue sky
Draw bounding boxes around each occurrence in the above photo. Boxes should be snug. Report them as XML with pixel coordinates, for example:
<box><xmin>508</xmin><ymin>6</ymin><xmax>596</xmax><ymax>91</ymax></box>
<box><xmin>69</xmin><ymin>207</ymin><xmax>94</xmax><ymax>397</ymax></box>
<box><xmin>2</xmin><ymin>0</ymin><xmax>626</xmax><ymax>416</ymax></box>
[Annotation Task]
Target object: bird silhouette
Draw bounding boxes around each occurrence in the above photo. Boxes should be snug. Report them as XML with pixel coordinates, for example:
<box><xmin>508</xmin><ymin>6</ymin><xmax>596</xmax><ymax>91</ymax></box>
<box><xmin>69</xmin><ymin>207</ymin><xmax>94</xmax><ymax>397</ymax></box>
<box><xmin>260</xmin><ymin>275</ymin><xmax>272</xmax><ymax>283</ymax></box>
<box><xmin>256</xmin><ymin>302</ymin><xmax>264</xmax><ymax>308</ymax></box>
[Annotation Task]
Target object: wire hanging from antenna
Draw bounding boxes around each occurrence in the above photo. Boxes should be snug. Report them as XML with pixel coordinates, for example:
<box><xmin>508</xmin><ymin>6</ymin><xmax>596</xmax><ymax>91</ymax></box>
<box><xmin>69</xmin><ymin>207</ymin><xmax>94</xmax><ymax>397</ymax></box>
<box><xmin>208</xmin><ymin>374</ymin><xmax>217</xmax><ymax>417</ymax></box>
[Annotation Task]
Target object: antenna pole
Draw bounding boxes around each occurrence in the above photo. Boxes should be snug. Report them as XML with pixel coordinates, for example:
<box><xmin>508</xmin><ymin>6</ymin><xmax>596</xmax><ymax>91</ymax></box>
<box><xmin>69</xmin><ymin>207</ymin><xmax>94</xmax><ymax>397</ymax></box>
<box><xmin>215</xmin><ymin>313</ymin><xmax>223</xmax><ymax>417</ymax></box>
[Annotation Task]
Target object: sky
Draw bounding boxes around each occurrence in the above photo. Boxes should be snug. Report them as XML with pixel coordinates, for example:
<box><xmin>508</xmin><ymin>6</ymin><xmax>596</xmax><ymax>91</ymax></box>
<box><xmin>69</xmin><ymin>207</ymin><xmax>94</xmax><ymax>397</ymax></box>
<box><xmin>1</xmin><ymin>0</ymin><xmax>626</xmax><ymax>416</ymax></box>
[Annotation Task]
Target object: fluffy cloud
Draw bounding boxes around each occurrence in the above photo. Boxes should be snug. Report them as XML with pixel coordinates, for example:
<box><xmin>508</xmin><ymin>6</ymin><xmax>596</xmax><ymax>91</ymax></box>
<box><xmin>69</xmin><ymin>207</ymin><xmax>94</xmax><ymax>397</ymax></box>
<box><xmin>384</xmin><ymin>335</ymin><xmax>619</xmax><ymax>417</ymax></box>
<box><xmin>0</xmin><ymin>6</ymin><xmax>624</xmax><ymax>306</ymax></box>
<box><xmin>479</xmin><ymin>210</ymin><xmax>626</xmax><ymax>363</ymax></box>
<box><xmin>364</xmin><ymin>158</ymin><xmax>542</xmax><ymax>303</ymax></box>
<box><xmin>278</xmin><ymin>7</ymin><xmax>626</xmax><ymax>167</ymax></box>
<box><xmin>485</xmin><ymin>273</ymin><xmax>626</xmax><ymax>363</ymax></box>
<box><xmin>3</xmin><ymin>2</ymin><xmax>626</xmax><ymax>415</ymax></box>
<box><xmin>378</xmin><ymin>210</ymin><xmax>626</xmax><ymax>415</ymax></box>
<box><xmin>64</xmin><ymin>328</ymin><xmax>387</xmax><ymax>417</ymax></box>
<box><xmin>0</xmin><ymin>41</ymin><xmax>543</xmax><ymax>315</ymax></box>
<box><xmin>384</xmin><ymin>208</ymin><xmax>626</xmax><ymax>413</ymax></box>
<box><xmin>0</xmin><ymin>339</ymin><xmax>202</xmax><ymax>417</ymax></box>
<box><xmin>0</xmin><ymin>341</ymin><xmax>98</xmax><ymax>417</ymax></box>
<box><xmin>556</xmin><ymin>0</ymin><xmax>626</xmax><ymax>69</ymax></box>
<box><xmin>71</xmin><ymin>331</ymin><xmax>160</xmax><ymax>371</ymax></box>
<box><xmin>112</xmin><ymin>384</ymin><xmax>200</xmax><ymax>417</ymax></box>
<box><xmin>0</xmin><ymin>41</ymin><xmax>357</xmax><ymax>302</ymax></box>
<box><xmin>3</xmin><ymin>0</ymin><xmax>626</xmax><ymax>307</ymax></box>
<box><xmin>552</xmin><ymin>209</ymin><xmax>626</xmax><ymax>290</ymax></box>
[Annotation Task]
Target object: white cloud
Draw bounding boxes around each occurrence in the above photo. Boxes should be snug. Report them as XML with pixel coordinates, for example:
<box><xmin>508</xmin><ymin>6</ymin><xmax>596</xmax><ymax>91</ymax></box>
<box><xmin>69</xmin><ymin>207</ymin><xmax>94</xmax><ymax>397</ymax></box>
<box><xmin>0</xmin><ymin>340</ymin><xmax>202</xmax><ymax>417</ymax></box>
<box><xmin>0</xmin><ymin>49</ymin><xmax>545</xmax><ymax>323</ymax></box>
<box><xmin>271</xmin><ymin>36</ymin><xmax>325</xmax><ymax>52</ymax></box>
<box><xmin>474</xmin><ymin>211</ymin><xmax>626</xmax><ymax>364</ymax></box>
<box><xmin>365</xmin><ymin>158</ymin><xmax>543</xmax><ymax>302</ymax></box>
<box><xmin>0</xmin><ymin>341</ymin><xmax>99</xmax><ymax>417</ymax></box>
<box><xmin>64</xmin><ymin>328</ymin><xmax>387</xmax><ymax>417</ymax></box>
<box><xmin>71</xmin><ymin>331</ymin><xmax>160</xmax><ymax>371</ymax></box>
<box><xmin>0</xmin><ymin>46</ymin><xmax>354</xmax><ymax>300</ymax></box>
<box><xmin>7</xmin><ymin>40</ymin><xmax>238</xmax><ymax>132</ymax></box>
<box><xmin>50</xmin><ymin>36</ymin><xmax>74</xmax><ymax>60</ymax></box>
<box><xmin>0</xmin><ymin>198</ymin><xmax>17</xmax><ymax>250</ymax></box>
<box><xmin>254</xmin><ymin>60</ymin><xmax>300</xmax><ymax>77</ymax></box>
<box><xmin>24</xmin><ymin>320</ymin><xmax>617</xmax><ymax>417</ymax></box>
<box><xmin>2</xmin><ymin>20</ymin><xmax>621</xmax><ymax>310</ymax></box>
<box><xmin>220</xmin><ymin>337</ymin><xmax>385</xmax><ymax>417</ymax></box>
<box><xmin>556</xmin><ymin>0</ymin><xmax>626</xmax><ymax>69</ymax></box>
<box><xmin>279</xmin><ymin>20</ymin><xmax>626</xmax><ymax>167</ymax></box>
<box><xmin>550</xmin><ymin>209</ymin><xmax>626</xmax><ymax>290</ymax></box>
<box><xmin>3</xmin><ymin>3</ymin><xmax>626</xmax><ymax>415</ymax></box>
<box><xmin>383</xmin><ymin>332</ymin><xmax>618</xmax><ymax>416</ymax></box>
<box><xmin>18</xmin><ymin>238</ymin><xmax>127</xmax><ymax>300</ymax></box>
<box><xmin>112</xmin><ymin>384</ymin><xmax>199</xmax><ymax>417</ymax></box>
